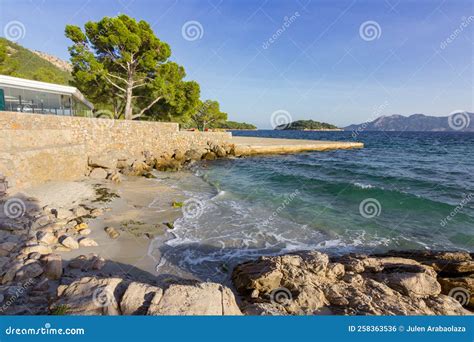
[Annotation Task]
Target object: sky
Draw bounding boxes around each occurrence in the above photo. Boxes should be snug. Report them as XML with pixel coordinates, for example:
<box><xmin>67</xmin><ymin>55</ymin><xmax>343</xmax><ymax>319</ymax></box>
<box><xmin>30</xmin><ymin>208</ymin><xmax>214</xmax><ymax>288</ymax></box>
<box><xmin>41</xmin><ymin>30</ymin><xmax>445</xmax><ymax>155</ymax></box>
<box><xmin>1</xmin><ymin>0</ymin><xmax>473</xmax><ymax>128</ymax></box>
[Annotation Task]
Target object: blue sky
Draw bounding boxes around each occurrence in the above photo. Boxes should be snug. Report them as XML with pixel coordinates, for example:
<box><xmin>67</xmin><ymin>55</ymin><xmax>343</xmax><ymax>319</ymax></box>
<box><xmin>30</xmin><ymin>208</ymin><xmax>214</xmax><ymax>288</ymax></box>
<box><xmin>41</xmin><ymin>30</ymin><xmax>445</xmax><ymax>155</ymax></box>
<box><xmin>1</xmin><ymin>0</ymin><xmax>473</xmax><ymax>127</ymax></box>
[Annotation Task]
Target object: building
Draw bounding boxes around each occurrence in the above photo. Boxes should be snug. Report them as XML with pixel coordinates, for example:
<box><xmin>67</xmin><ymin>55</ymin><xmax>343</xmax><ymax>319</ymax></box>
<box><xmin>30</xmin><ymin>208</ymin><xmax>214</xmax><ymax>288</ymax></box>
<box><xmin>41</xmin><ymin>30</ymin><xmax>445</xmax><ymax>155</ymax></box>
<box><xmin>0</xmin><ymin>75</ymin><xmax>93</xmax><ymax>116</ymax></box>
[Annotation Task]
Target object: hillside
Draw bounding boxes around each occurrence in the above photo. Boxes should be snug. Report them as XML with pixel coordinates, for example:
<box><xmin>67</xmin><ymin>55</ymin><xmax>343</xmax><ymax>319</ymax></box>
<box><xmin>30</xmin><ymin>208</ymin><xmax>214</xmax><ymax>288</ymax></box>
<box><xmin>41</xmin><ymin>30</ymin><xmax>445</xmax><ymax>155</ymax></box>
<box><xmin>344</xmin><ymin>113</ymin><xmax>474</xmax><ymax>132</ymax></box>
<box><xmin>276</xmin><ymin>119</ymin><xmax>340</xmax><ymax>130</ymax></box>
<box><xmin>0</xmin><ymin>37</ymin><xmax>71</xmax><ymax>85</ymax></box>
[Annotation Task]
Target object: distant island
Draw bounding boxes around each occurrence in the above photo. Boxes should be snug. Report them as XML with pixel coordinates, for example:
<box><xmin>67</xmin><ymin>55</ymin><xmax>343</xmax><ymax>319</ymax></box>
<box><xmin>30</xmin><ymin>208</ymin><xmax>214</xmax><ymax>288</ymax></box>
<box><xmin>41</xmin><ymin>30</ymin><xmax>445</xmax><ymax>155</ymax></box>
<box><xmin>276</xmin><ymin>120</ymin><xmax>341</xmax><ymax>131</ymax></box>
<box><xmin>220</xmin><ymin>121</ymin><xmax>257</xmax><ymax>130</ymax></box>
<box><xmin>345</xmin><ymin>113</ymin><xmax>474</xmax><ymax>132</ymax></box>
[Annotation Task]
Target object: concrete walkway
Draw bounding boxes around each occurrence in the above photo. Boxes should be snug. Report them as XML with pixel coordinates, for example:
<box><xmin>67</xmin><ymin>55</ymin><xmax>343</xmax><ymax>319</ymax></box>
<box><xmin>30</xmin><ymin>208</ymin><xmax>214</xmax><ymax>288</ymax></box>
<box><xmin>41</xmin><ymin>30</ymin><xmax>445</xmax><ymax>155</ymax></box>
<box><xmin>231</xmin><ymin>136</ymin><xmax>363</xmax><ymax>155</ymax></box>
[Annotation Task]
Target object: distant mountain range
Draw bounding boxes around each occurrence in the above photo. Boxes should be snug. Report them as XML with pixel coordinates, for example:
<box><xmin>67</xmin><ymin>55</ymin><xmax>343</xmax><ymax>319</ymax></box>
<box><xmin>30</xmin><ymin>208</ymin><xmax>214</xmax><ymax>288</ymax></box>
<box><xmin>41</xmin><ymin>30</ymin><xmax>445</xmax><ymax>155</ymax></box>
<box><xmin>344</xmin><ymin>113</ymin><xmax>474</xmax><ymax>132</ymax></box>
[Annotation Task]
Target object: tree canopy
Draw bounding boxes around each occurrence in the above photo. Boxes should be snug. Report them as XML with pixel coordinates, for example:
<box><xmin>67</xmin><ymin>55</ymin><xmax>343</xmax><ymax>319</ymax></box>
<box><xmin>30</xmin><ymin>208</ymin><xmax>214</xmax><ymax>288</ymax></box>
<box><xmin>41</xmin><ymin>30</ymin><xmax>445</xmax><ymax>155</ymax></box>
<box><xmin>190</xmin><ymin>100</ymin><xmax>228</xmax><ymax>130</ymax></box>
<box><xmin>65</xmin><ymin>15</ymin><xmax>199</xmax><ymax>120</ymax></box>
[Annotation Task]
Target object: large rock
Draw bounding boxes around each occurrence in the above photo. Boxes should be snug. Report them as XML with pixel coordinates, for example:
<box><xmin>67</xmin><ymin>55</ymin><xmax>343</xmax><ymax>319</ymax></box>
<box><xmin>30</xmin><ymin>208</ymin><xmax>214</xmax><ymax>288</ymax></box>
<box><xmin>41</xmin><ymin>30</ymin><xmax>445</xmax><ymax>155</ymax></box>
<box><xmin>184</xmin><ymin>149</ymin><xmax>203</xmax><ymax>161</ymax></box>
<box><xmin>59</xmin><ymin>235</ymin><xmax>79</xmax><ymax>249</ymax></box>
<box><xmin>104</xmin><ymin>227</ymin><xmax>120</xmax><ymax>239</ymax></box>
<box><xmin>53</xmin><ymin>278</ymin><xmax>241</xmax><ymax>316</ymax></box>
<box><xmin>120</xmin><ymin>282</ymin><xmax>162</xmax><ymax>315</ymax></box>
<box><xmin>78</xmin><ymin>237</ymin><xmax>99</xmax><ymax>247</ymax></box>
<box><xmin>14</xmin><ymin>262</ymin><xmax>43</xmax><ymax>281</ymax></box>
<box><xmin>232</xmin><ymin>251</ymin><xmax>471</xmax><ymax>315</ymax></box>
<box><xmin>37</xmin><ymin>231</ymin><xmax>57</xmax><ymax>245</ymax></box>
<box><xmin>68</xmin><ymin>254</ymin><xmax>106</xmax><ymax>271</ymax></box>
<box><xmin>42</xmin><ymin>253</ymin><xmax>62</xmax><ymax>280</ymax></box>
<box><xmin>54</xmin><ymin>277</ymin><xmax>125</xmax><ymax>315</ymax></box>
<box><xmin>89</xmin><ymin>168</ymin><xmax>108</xmax><ymax>179</ymax></box>
<box><xmin>22</xmin><ymin>244</ymin><xmax>52</xmax><ymax>255</ymax></box>
<box><xmin>147</xmin><ymin>282</ymin><xmax>241</xmax><ymax>315</ymax></box>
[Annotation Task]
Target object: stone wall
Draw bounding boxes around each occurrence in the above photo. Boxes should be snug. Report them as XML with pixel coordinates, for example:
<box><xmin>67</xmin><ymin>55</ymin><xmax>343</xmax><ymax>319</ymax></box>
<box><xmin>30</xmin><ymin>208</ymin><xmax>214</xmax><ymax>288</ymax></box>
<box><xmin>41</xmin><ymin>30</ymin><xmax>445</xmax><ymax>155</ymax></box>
<box><xmin>0</xmin><ymin>112</ymin><xmax>232</xmax><ymax>189</ymax></box>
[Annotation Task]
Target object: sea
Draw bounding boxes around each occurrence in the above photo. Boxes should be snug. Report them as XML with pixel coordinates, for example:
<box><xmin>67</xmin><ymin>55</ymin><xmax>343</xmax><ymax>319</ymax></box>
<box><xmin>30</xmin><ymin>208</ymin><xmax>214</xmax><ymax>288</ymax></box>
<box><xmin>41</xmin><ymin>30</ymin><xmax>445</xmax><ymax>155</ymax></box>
<box><xmin>152</xmin><ymin>130</ymin><xmax>474</xmax><ymax>281</ymax></box>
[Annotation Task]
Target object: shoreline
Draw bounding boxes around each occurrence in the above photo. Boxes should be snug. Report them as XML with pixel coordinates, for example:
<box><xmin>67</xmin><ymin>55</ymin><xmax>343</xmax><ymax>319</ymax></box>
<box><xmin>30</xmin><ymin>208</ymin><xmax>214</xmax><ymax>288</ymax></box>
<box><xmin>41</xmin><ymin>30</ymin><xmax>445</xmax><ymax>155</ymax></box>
<box><xmin>2</xmin><ymin>165</ymin><xmax>471</xmax><ymax>315</ymax></box>
<box><xmin>0</xmin><ymin>138</ymin><xmax>472</xmax><ymax>315</ymax></box>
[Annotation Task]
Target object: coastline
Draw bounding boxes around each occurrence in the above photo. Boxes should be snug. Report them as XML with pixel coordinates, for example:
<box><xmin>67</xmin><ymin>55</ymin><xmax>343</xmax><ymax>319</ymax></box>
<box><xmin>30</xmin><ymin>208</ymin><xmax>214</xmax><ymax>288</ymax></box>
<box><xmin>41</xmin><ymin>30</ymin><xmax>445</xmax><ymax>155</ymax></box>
<box><xmin>2</xmin><ymin>162</ymin><xmax>471</xmax><ymax>315</ymax></box>
<box><xmin>0</xmin><ymin>129</ymin><xmax>472</xmax><ymax>316</ymax></box>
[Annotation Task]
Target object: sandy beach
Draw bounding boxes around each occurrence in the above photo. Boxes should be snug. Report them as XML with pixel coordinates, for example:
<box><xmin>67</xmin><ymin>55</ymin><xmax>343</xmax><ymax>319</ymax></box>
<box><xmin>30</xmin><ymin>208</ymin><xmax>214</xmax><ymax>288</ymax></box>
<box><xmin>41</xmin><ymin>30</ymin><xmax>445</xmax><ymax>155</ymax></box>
<box><xmin>22</xmin><ymin>174</ymin><xmax>187</xmax><ymax>279</ymax></box>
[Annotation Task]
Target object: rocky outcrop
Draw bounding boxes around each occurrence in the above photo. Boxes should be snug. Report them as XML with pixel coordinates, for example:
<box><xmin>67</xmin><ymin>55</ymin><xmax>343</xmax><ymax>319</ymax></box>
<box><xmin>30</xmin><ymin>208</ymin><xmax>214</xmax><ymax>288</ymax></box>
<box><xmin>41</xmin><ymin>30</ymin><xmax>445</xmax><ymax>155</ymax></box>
<box><xmin>232</xmin><ymin>251</ymin><xmax>473</xmax><ymax>315</ymax></box>
<box><xmin>52</xmin><ymin>277</ymin><xmax>242</xmax><ymax>316</ymax></box>
<box><xmin>87</xmin><ymin>142</ymin><xmax>236</xmax><ymax>181</ymax></box>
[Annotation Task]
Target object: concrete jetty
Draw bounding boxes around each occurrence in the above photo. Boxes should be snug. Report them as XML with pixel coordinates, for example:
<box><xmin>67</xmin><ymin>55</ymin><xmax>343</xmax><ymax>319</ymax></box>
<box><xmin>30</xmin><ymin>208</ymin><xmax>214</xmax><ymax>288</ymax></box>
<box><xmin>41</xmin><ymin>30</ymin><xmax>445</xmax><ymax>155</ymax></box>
<box><xmin>231</xmin><ymin>136</ymin><xmax>363</xmax><ymax>156</ymax></box>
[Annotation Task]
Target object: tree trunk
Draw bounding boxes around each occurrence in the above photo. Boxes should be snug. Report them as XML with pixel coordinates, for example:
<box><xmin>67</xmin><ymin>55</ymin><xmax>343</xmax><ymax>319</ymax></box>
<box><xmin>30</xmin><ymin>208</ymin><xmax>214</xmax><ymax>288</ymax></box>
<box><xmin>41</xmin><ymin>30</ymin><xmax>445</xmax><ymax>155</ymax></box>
<box><xmin>124</xmin><ymin>66</ymin><xmax>134</xmax><ymax>120</ymax></box>
<box><xmin>124</xmin><ymin>83</ymin><xmax>133</xmax><ymax>120</ymax></box>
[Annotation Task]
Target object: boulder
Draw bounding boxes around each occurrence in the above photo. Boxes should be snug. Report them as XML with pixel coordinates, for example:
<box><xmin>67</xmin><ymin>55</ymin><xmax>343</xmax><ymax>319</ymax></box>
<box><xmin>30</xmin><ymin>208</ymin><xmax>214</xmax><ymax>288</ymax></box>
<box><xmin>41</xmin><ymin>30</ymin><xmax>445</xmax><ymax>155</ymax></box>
<box><xmin>42</xmin><ymin>253</ymin><xmax>62</xmax><ymax>280</ymax></box>
<box><xmin>184</xmin><ymin>149</ymin><xmax>203</xmax><ymax>161</ymax></box>
<box><xmin>89</xmin><ymin>168</ymin><xmax>108</xmax><ymax>179</ymax></box>
<box><xmin>120</xmin><ymin>282</ymin><xmax>162</xmax><ymax>315</ymax></box>
<box><xmin>202</xmin><ymin>152</ymin><xmax>217</xmax><ymax>161</ymax></box>
<box><xmin>74</xmin><ymin>223</ymin><xmax>88</xmax><ymax>232</ymax></box>
<box><xmin>73</xmin><ymin>206</ymin><xmax>89</xmax><ymax>217</ymax></box>
<box><xmin>79</xmin><ymin>237</ymin><xmax>99</xmax><ymax>247</ymax></box>
<box><xmin>59</xmin><ymin>235</ymin><xmax>79</xmax><ymax>250</ymax></box>
<box><xmin>15</xmin><ymin>262</ymin><xmax>43</xmax><ymax>281</ymax></box>
<box><xmin>212</xmin><ymin>145</ymin><xmax>226</xmax><ymax>158</ymax></box>
<box><xmin>22</xmin><ymin>244</ymin><xmax>52</xmax><ymax>255</ymax></box>
<box><xmin>54</xmin><ymin>277</ymin><xmax>124</xmax><ymax>315</ymax></box>
<box><xmin>68</xmin><ymin>254</ymin><xmax>106</xmax><ymax>271</ymax></box>
<box><xmin>172</xmin><ymin>149</ymin><xmax>186</xmax><ymax>162</ymax></box>
<box><xmin>147</xmin><ymin>282</ymin><xmax>241</xmax><ymax>315</ymax></box>
<box><xmin>438</xmin><ymin>275</ymin><xmax>474</xmax><ymax>308</ymax></box>
<box><xmin>104</xmin><ymin>227</ymin><xmax>120</xmax><ymax>239</ymax></box>
<box><xmin>232</xmin><ymin>251</ymin><xmax>470</xmax><ymax>315</ymax></box>
<box><xmin>37</xmin><ymin>231</ymin><xmax>57</xmax><ymax>245</ymax></box>
<box><xmin>79</xmin><ymin>229</ymin><xmax>91</xmax><ymax>236</ymax></box>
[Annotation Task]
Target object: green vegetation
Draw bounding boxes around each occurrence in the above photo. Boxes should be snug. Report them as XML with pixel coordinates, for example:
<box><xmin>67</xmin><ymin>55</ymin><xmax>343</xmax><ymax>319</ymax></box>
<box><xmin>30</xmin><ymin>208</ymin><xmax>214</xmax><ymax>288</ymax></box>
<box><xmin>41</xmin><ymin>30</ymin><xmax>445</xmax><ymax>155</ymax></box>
<box><xmin>0</xmin><ymin>37</ymin><xmax>71</xmax><ymax>84</ymax></box>
<box><xmin>65</xmin><ymin>15</ymin><xmax>200</xmax><ymax>121</ymax></box>
<box><xmin>171</xmin><ymin>201</ymin><xmax>183</xmax><ymax>208</ymax></box>
<box><xmin>50</xmin><ymin>304</ymin><xmax>70</xmax><ymax>315</ymax></box>
<box><xmin>277</xmin><ymin>119</ymin><xmax>339</xmax><ymax>130</ymax></box>
<box><xmin>219</xmin><ymin>120</ymin><xmax>257</xmax><ymax>130</ymax></box>
<box><xmin>189</xmin><ymin>100</ymin><xmax>227</xmax><ymax>131</ymax></box>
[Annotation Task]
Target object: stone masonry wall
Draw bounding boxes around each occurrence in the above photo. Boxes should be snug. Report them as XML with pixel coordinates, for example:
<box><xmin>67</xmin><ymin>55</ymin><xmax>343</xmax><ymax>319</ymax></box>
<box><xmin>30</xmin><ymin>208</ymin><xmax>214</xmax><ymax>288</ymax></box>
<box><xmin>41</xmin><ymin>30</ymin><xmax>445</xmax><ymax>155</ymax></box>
<box><xmin>0</xmin><ymin>112</ymin><xmax>232</xmax><ymax>189</ymax></box>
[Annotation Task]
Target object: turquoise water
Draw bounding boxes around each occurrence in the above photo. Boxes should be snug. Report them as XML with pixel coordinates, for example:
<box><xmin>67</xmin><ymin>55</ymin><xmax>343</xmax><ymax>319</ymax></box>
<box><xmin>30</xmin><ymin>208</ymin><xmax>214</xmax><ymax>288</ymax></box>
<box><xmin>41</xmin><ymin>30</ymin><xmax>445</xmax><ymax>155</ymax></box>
<box><xmin>157</xmin><ymin>131</ymin><xmax>474</xmax><ymax>280</ymax></box>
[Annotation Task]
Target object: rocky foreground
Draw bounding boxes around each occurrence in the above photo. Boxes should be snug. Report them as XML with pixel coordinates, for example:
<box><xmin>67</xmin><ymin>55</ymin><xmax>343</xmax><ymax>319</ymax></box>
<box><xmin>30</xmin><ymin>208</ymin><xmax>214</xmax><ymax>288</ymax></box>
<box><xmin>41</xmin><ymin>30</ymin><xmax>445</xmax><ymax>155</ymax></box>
<box><xmin>232</xmin><ymin>250</ymin><xmax>473</xmax><ymax>315</ymax></box>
